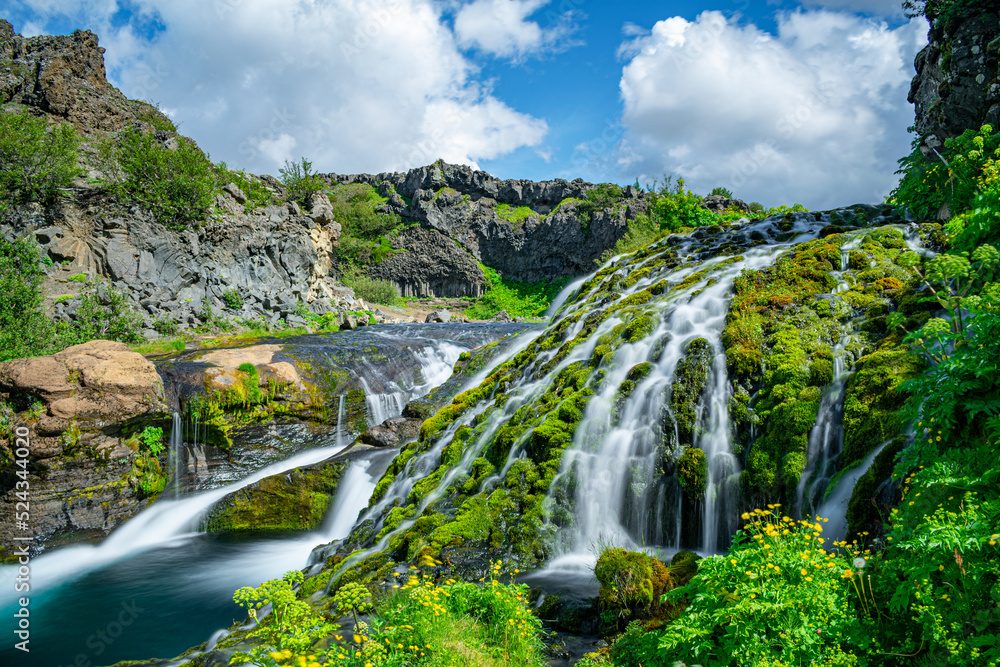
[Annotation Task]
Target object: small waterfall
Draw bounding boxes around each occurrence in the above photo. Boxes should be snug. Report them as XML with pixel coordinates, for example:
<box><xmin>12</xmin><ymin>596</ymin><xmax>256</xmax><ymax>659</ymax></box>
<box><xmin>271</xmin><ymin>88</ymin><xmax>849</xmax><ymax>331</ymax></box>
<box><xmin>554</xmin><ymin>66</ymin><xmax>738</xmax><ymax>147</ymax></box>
<box><xmin>13</xmin><ymin>442</ymin><xmax>351</xmax><ymax>595</ymax></box>
<box><xmin>796</xmin><ymin>339</ymin><xmax>852</xmax><ymax>519</ymax></box>
<box><xmin>336</xmin><ymin>394</ymin><xmax>345</xmax><ymax>448</ymax></box>
<box><xmin>171</xmin><ymin>412</ymin><xmax>183</xmax><ymax>499</ymax></box>
<box><xmin>816</xmin><ymin>441</ymin><xmax>889</xmax><ymax>543</ymax></box>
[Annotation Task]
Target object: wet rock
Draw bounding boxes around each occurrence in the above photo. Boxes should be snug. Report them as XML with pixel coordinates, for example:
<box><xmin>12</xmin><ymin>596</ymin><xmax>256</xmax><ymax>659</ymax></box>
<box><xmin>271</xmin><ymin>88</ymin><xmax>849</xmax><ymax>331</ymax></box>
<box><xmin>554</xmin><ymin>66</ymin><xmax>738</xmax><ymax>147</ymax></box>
<box><xmin>490</xmin><ymin>309</ymin><xmax>513</xmax><ymax>323</ymax></box>
<box><xmin>360</xmin><ymin>417</ymin><xmax>421</xmax><ymax>448</ymax></box>
<box><xmin>425</xmin><ymin>309</ymin><xmax>452</xmax><ymax>323</ymax></box>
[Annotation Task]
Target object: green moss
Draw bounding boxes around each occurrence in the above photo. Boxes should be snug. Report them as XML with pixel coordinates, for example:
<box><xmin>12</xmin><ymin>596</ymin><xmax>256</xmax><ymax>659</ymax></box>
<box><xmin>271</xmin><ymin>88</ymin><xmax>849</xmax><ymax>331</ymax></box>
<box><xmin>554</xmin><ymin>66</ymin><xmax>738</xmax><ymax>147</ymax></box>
<box><xmin>842</xmin><ymin>345</ymin><xmax>923</xmax><ymax>467</ymax></box>
<box><xmin>670</xmin><ymin>338</ymin><xmax>713</xmax><ymax>446</ymax></box>
<box><xmin>624</xmin><ymin>312</ymin><xmax>656</xmax><ymax>343</ymax></box>
<box><xmin>594</xmin><ymin>548</ymin><xmax>673</xmax><ymax>619</ymax></box>
<box><xmin>677</xmin><ymin>448</ymin><xmax>708</xmax><ymax>496</ymax></box>
<box><xmin>205</xmin><ymin>461</ymin><xmax>346</xmax><ymax>532</ymax></box>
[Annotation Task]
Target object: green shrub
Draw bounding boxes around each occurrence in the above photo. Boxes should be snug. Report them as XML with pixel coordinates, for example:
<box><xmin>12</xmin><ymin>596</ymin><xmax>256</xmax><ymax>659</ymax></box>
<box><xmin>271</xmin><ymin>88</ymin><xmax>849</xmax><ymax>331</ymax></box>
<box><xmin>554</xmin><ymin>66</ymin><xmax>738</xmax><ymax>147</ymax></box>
<box><xmin>600</xmin><ymin>214</ymin><xmax>661</xmax><ymax>263</ymax></box>
<box><xmin>279</xmin><ymin>157</ymin><xmax>325</xmax><ymax>205</ymax></box>
<box><xmin>709</xmin><ymin>186</ymin><xmax>733</xmax><ymax>198</ymax></box>
<box><xmin>99</xmin><ymin>125</ymin><xmax>217</xmax><ymax>229</ymax></box>
<box><xmin>0</xmin><ymin>237</ymin><xmax>54</xmax><ymax>361</ymax></box>
<box><xmin>340</xmin><ymin>266</ymin><xmax>400</xmax><ymax>306</ymax></box>
<box><xmin>329</xmin><ymin>183</ymin><xmax>404</xmax><ymax>267</ymax></box>
<box><xmin>152</xmin><ymin>313</ymin><xmax>178</xmax><ymax>336</ymax></box>
<box><xmin>464</xmin><ymin>265</ymin><xmax>567</xmax><ymax>320</ymax></box>
<box><xmin>222</xmin><ymin>288</ymin><xmax>243</xmax><ymax>310</ymax></box>
<box><xmin>0</xmin><ymin>107</ymin><xmax>80</xmax><ymax>209</ymax></box>
<box><xmin>73</xmin><ymin>280</ymin><xmax>145</xmax><ymax>344</ymax></box>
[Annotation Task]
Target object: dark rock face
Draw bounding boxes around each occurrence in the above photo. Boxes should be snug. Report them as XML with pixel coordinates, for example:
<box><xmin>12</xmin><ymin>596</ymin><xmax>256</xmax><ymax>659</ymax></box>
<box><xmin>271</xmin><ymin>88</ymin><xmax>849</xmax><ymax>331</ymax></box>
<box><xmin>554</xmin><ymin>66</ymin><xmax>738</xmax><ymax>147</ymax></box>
<box><xmin>0</xmin><ymin>19</ymin><xmax>166</xmax><ymax>133</ymax></box>
<box><xmin>3</xmin><ymin>188</ymin><xmax>346</xmax><ymax>332</ymax></box>
<box><xmin>331</xmin><ymin>162</ymin><xmax>646</xmax><ymax>284</ymax></box>
<box><xmin>369</xmin><ymin>226</ymin><xmax>484</xmax><ymax>298</ymax></box>
<box><xmin>909</xmin><ymin>11</ymin><xmax>1000</xmax><ymax>150</ymax></box>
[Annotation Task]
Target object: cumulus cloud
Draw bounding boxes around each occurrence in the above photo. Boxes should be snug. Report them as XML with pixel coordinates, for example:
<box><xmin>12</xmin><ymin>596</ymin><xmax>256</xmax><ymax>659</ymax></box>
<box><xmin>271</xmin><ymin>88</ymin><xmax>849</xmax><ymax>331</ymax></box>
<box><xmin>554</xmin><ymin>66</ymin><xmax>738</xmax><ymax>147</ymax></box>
<box><xmin>453</xmin><ymin>0</ymin><xmax>579</xmax><ymax>60</ymax></box>
<box><xmin>800</xmin><ymin>0</ymin><xmax>907</xmax><ymax>15</ymax></box>
<box><xmin>10</xmin><ymin>0</ymin><xmax>549</xmax><ymax>175</ymax></box>
<box><xmin>616</xmin><ymin>10</ymin><xmax>928</xmax><ymax>209</ymax></box>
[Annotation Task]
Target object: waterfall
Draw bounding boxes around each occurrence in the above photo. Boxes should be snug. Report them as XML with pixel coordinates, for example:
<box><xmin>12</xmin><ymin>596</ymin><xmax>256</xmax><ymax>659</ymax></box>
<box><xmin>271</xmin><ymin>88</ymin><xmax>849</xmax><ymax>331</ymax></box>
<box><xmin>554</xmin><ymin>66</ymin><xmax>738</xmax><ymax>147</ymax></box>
<box><xmin>171</xmin><ymin>411</ymin><xmax>183</xmax><ymax>499</ymax></box>
<box><xmin>796</xmin><ymin>338</ymin><xmax>852</xmax><ymax>518</ymax></box>
<box><xmin>336</xmin><ymin>394</ymin><xmax>345</xmax><ymax>448</ymax></box>
<box><xmin>816</xmin><ymin>441</ymin><xmax>889</xmax><ymax>543</ymax></box>
<box><xmin>9</xmin><ymin>442</ymin><xmax>351</xmax><ymax>598</ymax></box>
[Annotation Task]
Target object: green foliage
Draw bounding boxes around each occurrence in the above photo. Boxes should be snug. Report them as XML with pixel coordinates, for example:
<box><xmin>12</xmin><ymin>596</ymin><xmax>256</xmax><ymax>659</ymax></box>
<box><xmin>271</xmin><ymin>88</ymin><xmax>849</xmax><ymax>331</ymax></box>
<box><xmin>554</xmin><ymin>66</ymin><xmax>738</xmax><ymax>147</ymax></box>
<box><xmin>0</xmin><ymin>237</ymin><xmax>55</xmax><ymax>362</ymax></box>
<box><xmin>709</xmin><ymin>186</ymin><xmax>733</xmax><ymax>198</ymax></box>
<box><xmin>622</xmin><ymin>508</ymin><xmax>867</xmax><ymax>667</ymax></box>
<box><xmin>99</xmin><ymin>125</ymin><xmax>217</xmax><ymax>229</ymax></box>
<box><xmin>222</xmin><ymin>288</ymin><xmax>244</xmax><ymax>310</ymax></box>
<box><xmin>231</xmin><ymin>570</ymin><xmax>333</xmax><ymax>664</ymax></box>
<box><xmin>73</xmin><ymin>280</ymin><xmax>145</xmax><ymax>344</ymax></box>
<box><xmin>152</xmin><ymin>313</ymin><xmax>178</xmax><ymax>337</ymax></box>
<box><xmin>0</xmin><ymin>107</ymin><xmax>80</xmax><ymax>209</ymax></box>
<box><xmin>279</xmin><ymin>157</ymin><xmax>325</xmax><ymax>205</ymax></box>
<box><xmin>495</xmin><ymin>203</ymin><xmax>535</xmax><ymax>226</ymax></box>
<box><xmin>647</xmin><ymin>176</ymin><xmax>717</xmax><ymax>231</ymax></box>
<box><xmin>340</xmin><ymin>266</ymin><xmax>401</xmax><ymax>306</ymax></box>
<box><xmin>464</xmin><ymin>265</ymin><xmax>568</xmax><ymax>320</ymax></box>
<box><xmin>576</xmin><ymin>183</ymin><xmax>624</xmax><ymax>231</ymax></box>
<box><xmin>903</xmin><ymin>0</ymin><xmax>1000</xmax><ymax>29</ymax></box>
<box><xmin>890</xmin><ymin>125</ymin><xmax>1000</xmax><ymax>223</ymax></box>
<box><xmin>139</xmin><ymin>426</ymin><xmax>164</xmax><ymax>456</ymax></box>
<box><xmin>248</xmin><ymin>561</ymin><xmax>547</xmax><ymax>667</ymax></box>
<box><xmin>329</xmin><ymin>183</ymin><xmax>404</xmax><ymax>269</ymax></box>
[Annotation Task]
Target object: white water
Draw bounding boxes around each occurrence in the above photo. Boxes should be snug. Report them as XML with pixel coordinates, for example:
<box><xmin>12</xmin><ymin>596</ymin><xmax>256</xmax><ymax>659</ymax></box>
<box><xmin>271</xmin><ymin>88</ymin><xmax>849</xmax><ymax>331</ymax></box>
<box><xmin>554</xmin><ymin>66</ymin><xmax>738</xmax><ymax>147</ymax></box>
<box><xmin>361</xmin><ymin>340</ymin><xmax>466</xmax><ymax>426</ymax></box>
<box><xmin>336</xmin><ymin>394</ymin><xmax>346</xmax><ymax>448</ymax></box>
<box><xmin>171</xmin><ymin>411</ymin><xmax>182</xmax><ymax>499</ymax></box>
<box><xmin>796</xmin><ymin>338</ymin><xmax>852</xmax><ymax>518</ymax></box>
<box><xmin>816</xmin><ymin>441</ymin><xmax>889</xmax><ymax>543</ymax></box>
<box><xmin>0</xmin><ymin>442</ymin><xmax>350</xmax><ymax>604</ymax></box>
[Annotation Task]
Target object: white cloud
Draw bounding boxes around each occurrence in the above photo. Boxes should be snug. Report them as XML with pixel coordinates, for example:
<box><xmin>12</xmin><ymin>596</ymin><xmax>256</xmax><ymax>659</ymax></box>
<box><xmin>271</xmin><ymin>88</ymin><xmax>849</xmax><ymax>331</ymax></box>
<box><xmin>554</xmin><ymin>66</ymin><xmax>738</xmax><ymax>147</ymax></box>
<box><xmin>453</xmin><ymin>0</ymin><xmax>579</xmax><ymax>60</ymax></box>
<box><xmin>14</xmin><ymin>0</ymin><xmax>549</xmax><ymax>176</ymax></box>
<box><xmin>616</xmin><ymin>10</ymin><xmax>927</xmax><ymax>209</ymax></box>
<box><xmin>800</xmin><ymin>0</ymin><xmax>907</xmax><ymax>15</ymax></box>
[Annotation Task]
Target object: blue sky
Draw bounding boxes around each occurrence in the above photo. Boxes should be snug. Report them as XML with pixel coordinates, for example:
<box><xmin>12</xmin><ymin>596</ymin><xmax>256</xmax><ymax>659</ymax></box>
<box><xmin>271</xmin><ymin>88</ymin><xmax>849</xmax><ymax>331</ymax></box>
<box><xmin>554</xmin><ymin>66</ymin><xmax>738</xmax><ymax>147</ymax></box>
<box><xmin>5</xmin><ymin>1</ymin><xmax>926</xmax><ymax>209</ymax></box>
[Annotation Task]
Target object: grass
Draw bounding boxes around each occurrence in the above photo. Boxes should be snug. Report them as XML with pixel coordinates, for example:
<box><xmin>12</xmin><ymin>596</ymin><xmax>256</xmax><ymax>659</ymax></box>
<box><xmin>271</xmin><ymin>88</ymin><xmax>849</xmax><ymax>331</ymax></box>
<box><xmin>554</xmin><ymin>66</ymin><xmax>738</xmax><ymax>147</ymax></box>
<box><xmin>465</xmin><ymin>265</ymin><xmax>567</xmax><ymax>320</ymax></box>
<box><xmin>130</xmin><ymin>337</ymin><xmax>186</xmax><ymax>355</ymax></box>
<box><xmin>495</xmin><ymin>204</ymin><xmax>535</xmax><ymax>227</ymax></box>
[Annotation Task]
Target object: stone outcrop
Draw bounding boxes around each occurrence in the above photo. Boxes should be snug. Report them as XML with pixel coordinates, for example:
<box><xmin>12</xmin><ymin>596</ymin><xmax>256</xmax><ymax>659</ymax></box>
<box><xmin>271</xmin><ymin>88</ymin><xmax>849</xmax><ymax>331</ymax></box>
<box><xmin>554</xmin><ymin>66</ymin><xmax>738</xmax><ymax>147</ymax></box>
<box><xmin>909</xmin><ymin>10</ymin><xmax>1000</xmax><ymax>152</ymax></box>
<box><xmin>0</xmin><ymin>19</ymin><xmax>170</xmax><ymax>134</ymax></box>
<box><xmin>0</xmin><ymin>340</ymin><xmax>168</xmax><ymax>557</ymax></box>
<box><xmin>330</xmin><ymin>162</ymin><xmax>646</xmax><ymax>284</ymax></box>
<box><xmin>368</xmin><ymin>225</ymin><xmax>484</xmax><ymax>298</ymax></box>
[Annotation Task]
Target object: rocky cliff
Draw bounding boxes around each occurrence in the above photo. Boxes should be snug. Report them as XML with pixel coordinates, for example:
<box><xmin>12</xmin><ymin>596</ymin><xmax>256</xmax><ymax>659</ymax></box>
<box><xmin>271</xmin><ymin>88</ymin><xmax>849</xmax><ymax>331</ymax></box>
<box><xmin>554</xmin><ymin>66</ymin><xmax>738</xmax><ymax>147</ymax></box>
<box><xmin>334</xmin><ymin>163</ymin><xmax>645</xmax><ymax>286</ymax></box>
<box><xmin>0</xmin><ymin>19</ymin><xmax>638</xmax><ymax>322</ymax></box>
<box><xmin>909</xmin><ymin>6</ymin><xmax>1000</xmax><ymax>153</ymax></box>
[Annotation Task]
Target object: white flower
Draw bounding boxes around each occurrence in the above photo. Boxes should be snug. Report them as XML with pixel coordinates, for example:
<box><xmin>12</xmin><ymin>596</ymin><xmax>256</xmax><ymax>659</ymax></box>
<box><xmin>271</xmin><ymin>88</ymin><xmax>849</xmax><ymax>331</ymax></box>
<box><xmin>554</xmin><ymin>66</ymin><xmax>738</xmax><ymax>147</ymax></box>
<box><xmin>853</xmin><ymin>557</ymin><xmax>867</xmax><ymax>570</ymax></box>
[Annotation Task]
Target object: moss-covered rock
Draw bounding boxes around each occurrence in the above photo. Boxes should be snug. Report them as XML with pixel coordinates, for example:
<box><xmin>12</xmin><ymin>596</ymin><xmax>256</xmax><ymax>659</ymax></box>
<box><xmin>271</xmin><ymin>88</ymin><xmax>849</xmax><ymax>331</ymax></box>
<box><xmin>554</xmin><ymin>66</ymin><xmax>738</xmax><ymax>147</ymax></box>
<box><xmin>594</xmin><ymin>547</ymin><xmax>673</xmax><ymax>618</ymax></box>
<box><xmin>842</xmin><ymin>345</ymin><xmax>923</xmax><ymax>467</ymax></box>
<box><xmin>204</xmin><ymin>460</ymin><xmax>347</xmax><ymax>532</ymax></box>
<box><xmin>676</xmin><ymin>448</ymin><xmax>708</xmax><ymax>496</ymax></box>
<box><xmin>670</xmin><ymin>338</ymin><xmax>713</xmax><ymax>447</ymax></box>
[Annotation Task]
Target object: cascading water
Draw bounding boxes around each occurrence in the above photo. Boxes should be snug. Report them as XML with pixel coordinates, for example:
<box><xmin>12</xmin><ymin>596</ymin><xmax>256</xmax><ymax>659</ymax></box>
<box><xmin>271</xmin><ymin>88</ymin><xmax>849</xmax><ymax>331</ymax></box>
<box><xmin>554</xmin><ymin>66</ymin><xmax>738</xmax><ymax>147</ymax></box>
<box><xmin>171</xmin><ymin>411</ymin><xmax>183</xmax><ymax>499</ymax></box>
<box><xmin>796</xmin><ymin>338</ymin><xmax>852</xmax><ymax>518</ymax></box>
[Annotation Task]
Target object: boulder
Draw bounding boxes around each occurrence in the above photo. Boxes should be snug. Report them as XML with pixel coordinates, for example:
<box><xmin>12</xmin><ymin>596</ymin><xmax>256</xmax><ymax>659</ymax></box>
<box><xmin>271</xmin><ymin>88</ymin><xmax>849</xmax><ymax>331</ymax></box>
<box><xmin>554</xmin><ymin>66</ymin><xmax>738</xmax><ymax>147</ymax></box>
<box><xmin>426</xmin><ymin>309</ymin><xmax>452</xmax><ymax>323</ymax></box>
<box><xmin>360</xmin><ymin>417</ymin><xmax>422</xmax><ymax>448</ymax></box>
<box><xmin>0</xmin><ymin>341</ymin><xmax>168</xmax><ymax>557</ymax></box>
<box><xmin>490</xmin><ymin>309</ymin><xmax>513</xmax><ymax>323</ymax></box>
